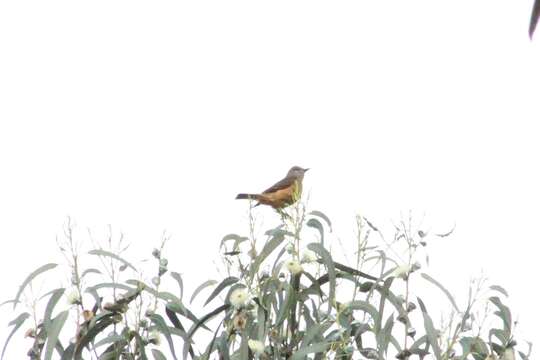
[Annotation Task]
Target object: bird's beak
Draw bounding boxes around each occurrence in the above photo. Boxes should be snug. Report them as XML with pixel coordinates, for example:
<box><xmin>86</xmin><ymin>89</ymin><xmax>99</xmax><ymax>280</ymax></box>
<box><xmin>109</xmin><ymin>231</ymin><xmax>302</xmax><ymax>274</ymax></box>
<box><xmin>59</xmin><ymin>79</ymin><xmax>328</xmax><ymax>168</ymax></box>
<box><xmin>304</xmin><ymin>168</ymin><xmax>310</xmax><ymax>172</ymax></box>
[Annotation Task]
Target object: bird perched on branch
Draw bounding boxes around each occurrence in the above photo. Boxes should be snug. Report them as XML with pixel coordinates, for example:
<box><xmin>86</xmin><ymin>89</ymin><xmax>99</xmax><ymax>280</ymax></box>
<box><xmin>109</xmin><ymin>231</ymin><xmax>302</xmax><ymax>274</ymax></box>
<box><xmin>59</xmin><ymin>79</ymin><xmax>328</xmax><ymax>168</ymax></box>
<box><xmin>235</xmin><ymin>166</ymin><xmax>309</xmax><ymax>209</ymax></box>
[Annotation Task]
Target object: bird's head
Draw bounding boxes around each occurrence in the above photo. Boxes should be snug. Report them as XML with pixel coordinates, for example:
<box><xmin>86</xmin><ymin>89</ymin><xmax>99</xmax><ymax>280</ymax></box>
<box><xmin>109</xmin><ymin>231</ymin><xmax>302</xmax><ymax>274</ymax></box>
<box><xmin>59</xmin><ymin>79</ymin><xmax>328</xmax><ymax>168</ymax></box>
<box><xmin>287</xmin><ymin>166</ymin><xmax>309</xmax><ymax>179</ymax></box>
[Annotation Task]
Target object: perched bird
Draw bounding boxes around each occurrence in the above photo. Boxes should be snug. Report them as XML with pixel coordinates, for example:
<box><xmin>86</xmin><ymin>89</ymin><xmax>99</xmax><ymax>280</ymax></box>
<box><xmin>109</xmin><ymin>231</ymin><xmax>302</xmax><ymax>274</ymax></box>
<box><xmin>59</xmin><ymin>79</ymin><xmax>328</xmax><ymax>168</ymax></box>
<box><xmin>235</xmin><ymin>166</ymin><xmax>309</xmax><ymax>209</ymax></box>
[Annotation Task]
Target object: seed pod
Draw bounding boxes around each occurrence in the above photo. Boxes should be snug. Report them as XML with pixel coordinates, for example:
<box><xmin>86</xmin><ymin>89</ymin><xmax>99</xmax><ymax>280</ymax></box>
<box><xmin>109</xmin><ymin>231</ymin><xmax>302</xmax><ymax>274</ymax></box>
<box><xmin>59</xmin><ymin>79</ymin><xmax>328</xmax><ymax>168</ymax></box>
<box><xmin>82</xmin><ymin>310</ymin><xmax>94</xmax><ymax>322</ymax></box>
<box><xmin>359</xmin><ymin>348</ymin><xmax>379</xmax><ymax>359</ymax></box>
<box><xmin>396</xmin><ymin>349</ymin><xmax>412</xmax><ymax>360</ymax></box>
<box><xmin>233</xmin><ymin>312</ymin><xmax>247</xmax><ymax>331</ymax></box>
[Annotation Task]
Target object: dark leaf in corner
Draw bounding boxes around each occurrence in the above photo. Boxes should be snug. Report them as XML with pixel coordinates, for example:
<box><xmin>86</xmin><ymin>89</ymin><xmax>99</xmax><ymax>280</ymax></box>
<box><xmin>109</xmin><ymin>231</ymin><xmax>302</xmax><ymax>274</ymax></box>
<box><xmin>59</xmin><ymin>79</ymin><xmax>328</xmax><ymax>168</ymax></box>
<box><xmin>530</xmin><ymin>0</ymin><xmax>540</xmax><ymax>38</ymax></box>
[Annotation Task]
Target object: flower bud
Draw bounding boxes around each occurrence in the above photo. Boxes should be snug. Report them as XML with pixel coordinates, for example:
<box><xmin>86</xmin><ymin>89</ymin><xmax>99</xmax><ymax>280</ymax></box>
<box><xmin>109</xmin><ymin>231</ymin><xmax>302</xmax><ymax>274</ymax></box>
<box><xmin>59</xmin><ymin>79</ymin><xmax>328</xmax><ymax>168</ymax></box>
<box><xmin>232</xmin><ymin>312</ymin><xmax>247</xmax><ymax>331</ymax></box>
<box><xmin>248</xmin><ymin>339</ymin><xmax>265</xmax><ymax>355</ymax></box>
<box><xmin>229</xmin><ymin>288</ymin><xmax>249</xmax><ymax>308</ymax></box>
<box><xmin>285</xmin><ymin>259</ymin><xmax>303</xmax><ymax>275</ymax></box>
<box><xmin>66</xmin><ymin>289</ymin><xmax>81</xmax><ymax>305</ymax></box>
<box><xmin>148</xmin><ymin>330</ymin><xmax>161</xmax><ymax>345</ymax></box>
<box><xmin>406</xmin><ymin>302</ymin><xmax>416</xmax><ymax>312</ymax></box>
<box><xmin>301</xmin><ymin>250</ymin><xmax>317</xmax><ymax>264</ymax></box>
<box><xmin>82</xmin><ymin>310</ymin><xmax>94</xmax><ymax>322</ymax></box>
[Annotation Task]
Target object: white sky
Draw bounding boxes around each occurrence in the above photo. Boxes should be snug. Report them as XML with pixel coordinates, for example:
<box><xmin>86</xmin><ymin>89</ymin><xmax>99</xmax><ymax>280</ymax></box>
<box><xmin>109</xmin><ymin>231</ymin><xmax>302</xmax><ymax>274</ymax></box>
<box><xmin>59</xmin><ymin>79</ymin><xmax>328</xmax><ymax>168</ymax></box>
<box><xmin>1</xmin><ymin>0</ymin><xmax>539</xmax><ymax>357</ymax></box>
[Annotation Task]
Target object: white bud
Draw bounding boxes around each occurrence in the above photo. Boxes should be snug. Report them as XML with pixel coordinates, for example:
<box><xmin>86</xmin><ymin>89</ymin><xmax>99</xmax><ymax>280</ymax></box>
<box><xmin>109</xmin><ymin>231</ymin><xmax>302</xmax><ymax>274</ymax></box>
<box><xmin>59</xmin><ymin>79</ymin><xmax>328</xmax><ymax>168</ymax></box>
<box><xmin>148</xmin><ymin>329</ymin><xmax>161</xmax><ymax>345</ymax></box>
<box><xmin>66</xmin><ymin>288</ymin><xmax>81</xmax><ymax>305</ymax></box>
<box><xmin>229</xmin><ymin>288</ymin><xmax>249</xmax><ymax>308</ymax></box>
<box><xmin>391</xmin><ymin>265</ymin><xmax>411</xmax><ymax>280</ymax></box>
<box><xmin>285</xmin><ymin>259</ymin><xmax>303</xmax><ymax>275</ymax></box>
<box><xmin>248</xmin><ymin>339</ymin><xmax>265</xmax><ymax>355</ymax></box>
<box><xmin>301</xmin><ymin>250</ymin><xmax>317</xmax><ymax>264</ymax></box>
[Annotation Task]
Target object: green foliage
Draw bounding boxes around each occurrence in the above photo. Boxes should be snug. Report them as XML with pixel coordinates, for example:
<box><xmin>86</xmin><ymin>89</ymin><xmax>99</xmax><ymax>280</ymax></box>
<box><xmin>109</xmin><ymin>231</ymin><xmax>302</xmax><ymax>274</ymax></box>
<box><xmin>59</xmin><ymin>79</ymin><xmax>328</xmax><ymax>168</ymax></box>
<box><xmin>1</xmin><ymin>206</ymin><xmax>533</xmax><ymax>360</ymax></box>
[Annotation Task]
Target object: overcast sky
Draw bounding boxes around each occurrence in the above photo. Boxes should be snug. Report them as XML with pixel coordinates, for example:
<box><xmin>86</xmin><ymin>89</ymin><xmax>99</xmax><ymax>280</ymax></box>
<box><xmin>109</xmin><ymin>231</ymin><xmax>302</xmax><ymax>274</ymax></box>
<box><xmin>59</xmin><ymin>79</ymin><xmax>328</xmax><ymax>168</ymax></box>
<box><xmin>1</xmin><ymin>0</ymin><xmax>539</xmax><ymax>357</ymax></box>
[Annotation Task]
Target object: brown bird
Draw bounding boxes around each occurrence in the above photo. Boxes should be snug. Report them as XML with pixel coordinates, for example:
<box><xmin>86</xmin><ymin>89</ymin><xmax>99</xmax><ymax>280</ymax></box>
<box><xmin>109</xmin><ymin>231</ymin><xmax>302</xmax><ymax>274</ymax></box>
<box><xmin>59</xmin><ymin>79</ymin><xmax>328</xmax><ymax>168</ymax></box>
<box><xmin>236</xmin><ymin>166</ymin><xmax>309</xmax><ymax>209</ymax></box>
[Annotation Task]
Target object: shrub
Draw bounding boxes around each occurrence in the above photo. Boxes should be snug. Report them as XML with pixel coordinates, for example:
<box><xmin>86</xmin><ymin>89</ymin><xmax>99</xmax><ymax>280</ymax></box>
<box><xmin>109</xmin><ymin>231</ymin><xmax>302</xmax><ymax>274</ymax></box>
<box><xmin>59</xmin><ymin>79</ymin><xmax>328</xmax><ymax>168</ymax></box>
<box><xmin>1</xmin><ymin>206</ymin><xmax>532</xmax><ymax>359</ymax></box>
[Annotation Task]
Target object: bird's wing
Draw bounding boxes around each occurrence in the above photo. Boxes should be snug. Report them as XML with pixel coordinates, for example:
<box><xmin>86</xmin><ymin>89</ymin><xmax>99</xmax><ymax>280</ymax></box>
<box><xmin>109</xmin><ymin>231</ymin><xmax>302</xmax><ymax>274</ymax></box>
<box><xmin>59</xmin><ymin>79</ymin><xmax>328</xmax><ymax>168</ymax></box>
<box><xmin>262</xmin><ymin>176</ymin><xmax>296</xmax><ymax>194</ymax></box>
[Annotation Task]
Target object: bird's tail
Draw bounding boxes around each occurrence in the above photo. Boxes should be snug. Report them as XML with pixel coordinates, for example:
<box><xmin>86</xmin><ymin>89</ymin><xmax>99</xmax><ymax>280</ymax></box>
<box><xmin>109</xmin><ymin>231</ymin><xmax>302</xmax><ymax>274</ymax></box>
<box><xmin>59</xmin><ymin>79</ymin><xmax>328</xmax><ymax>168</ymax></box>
<box><xmin>235</xmin><ymin>193</ymin><xmax>260</xmax><ymax>200</ymax></box>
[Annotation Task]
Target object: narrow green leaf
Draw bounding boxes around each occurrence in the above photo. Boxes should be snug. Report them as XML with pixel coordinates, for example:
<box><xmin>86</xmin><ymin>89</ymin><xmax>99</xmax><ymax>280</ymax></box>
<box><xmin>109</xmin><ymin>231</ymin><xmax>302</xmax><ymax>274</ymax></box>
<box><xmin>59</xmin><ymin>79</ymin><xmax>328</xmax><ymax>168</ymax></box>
<box><xmin>1</xmin><ymin>312</ymin><xmax>30</xmax><ymax>360</ymax></box>
<box><xmin>151</xmin><ymin>349</ymin><xmax>167</xmax><ymax>360</ymax></box>
<box><xmin>309</xmin><ymin>210</ymin><xmax>332</xmax><ymax>230</ymax></box>
<box><xmin>436</xmin><ymin>225</ymin><xmax>455</xmax><ymax>238</ymax></box>
<box><xmin>165</xmin><ymin>306</ymin><xmax>196</xmax><ymax>359</ymax></box>
<box><xmin>100</xmin><ymin>337</ymin><xmax>128</xmax><ymax>360</ymax></box>
<box><xmin>377</xmin><ymin>278</ymin><xmax>393</xmax><ymax>333</ymax></box>
<box><xmin>81</xmin><ymin>268</ymin><xmax>102</xmax><ymax>278</ymax></box>
<box><xmin>44</xmin><ymin>310</ymin><xmax>69</xmax><ymax>360</ymax></box>
<box><xmin>0</xmin><ymin>300</ymin><xmax>17</xmax><ymax>308</ymax></box>
<box><xmin>459</xmin><ymin>336</ymin><xmax>489</xmax><ymax>358</ymax></box>
<box><xmin>264</xmin><ymin>226</ymin><xmax>290</xmax><ymax>237</ymax></box>
<box><xmin>301</xmin><ymin>321</ymin><xmax>332</xmax><ymax>347</ymax></box>
<box><xmin>125</xmin><ymin>279</ymin><xmax>179</xmax><ymax>305</ymax></box>
<box><xmin>220</xmin><ymin>233</ymin><xmax>248</xmax><ymax>250</ymax></box>
<box><xmin>347</xmin><ymin>301</ymin><xmax>381</xmax><ymax>332</ymax></box>
<box><xmin>239</xmin><ymin>331</ymin><xmax>249</xmax><ymax>360</ymax></box>
<box><xmin>519</xmin><ymin>344</ymin><xmax>532</xmax><ymax>360</ymax></box>
<box><xmin>421</xmin><ymin>273</ymin><xmax>459</xmax><ymax>312</ymax></box>
<box><xmin>489</xmin><ymin>285</ymin><xmax>509</xmax><ymax>297</ymax></box>
<box><xmin>74</xmin><ymin>314</ymin><xmax>115</xmax><ymax>359</ymax></box>
<box><xmin>417</xmin><ymin>297</ymin><xmax>441</xmax><ymax>360</ymax></box>
<box><xmin>308</xmin><ymin>243</ymin><xmax>335</xmax><ymax>314</ymax></box>
<box><xmin>327</xmin><ymin>259</ymin><xmax>378</xmax><ymax>281</ymax></box>
<box><xmin>93</xmin><ymin>334</ymin><xmax>126</xmax><ymax>348</ymax></box>
<box><xmin>166</xmin><ymin>301</ymin><xmax>206</xmax><ymax>332</ymax></box>
<box><xmin>88</xmin><ymin>249</ymin><xmax>137</xmax><ymax>272</ymax></box>
<box><xmin>190</xmin><ymin>280</ymin><xmax>218</xmax><ymax>304</ymax></box>
<box><xmin>217</xmin><ymin>332</ymin><xmax>230</xmax><ymax>360</ymax></box>
<box><xmin>133</xmin><ymin>331</ymin><xmax>148</xmax><ymax>360</ymax></box>
<box><xmin>489</xmin><ymin>328</ymin><xmax>509</xmax><ymax>346</ymax></box>
<box><xmin>307</xmin><ymin>218</ymin><xmax>325</xmax><ymax>245</ymax></box>
<box><xmin>291</xmin><ymin>342</ymin><xmax>329</xmax><ymax>360</ymax></box>
<box><xmin>410</xmin><ymin>334</ymin><xmax>428</xmax><ymax>352</ymax></box>
<box><xmin>13</xmin><ymin>263</ymin><xmax>58</xmax><ymax>309</ymax></box>
<box><xmin>375</xmin><ymin>284</ymin><xmax>404</xmax><ymax>321</ymax></box>
<box><xmin>86</xmin><ymin>282</ymin><xmax>134</xmax><ymax>293</ymax></box>
<box><xmin>271</xmin><ymin>245</ymin><xmax>288</xmax><ymax>276</ymax></box>
<box><xmin>204</xmin><ymin>277</ymin><xmax>239</xmax><ymax>306</ymax></box>
<box><xmin>150</xmin><ymin>314</ymin><xmax>178</xmax><ymax>360</ymax></box>
<box><xmin>201</xmin><ymin>319</ymin><xmax>224</xmax><ymax>360</ymax></box>
<box><xmin>169</xmin><ymin>326</ymin><xmax>190</xmax><ymax>340</ymax></box>
<box><xmin>170</xmin><ymin>272</ymin><xmax>184</xmax><ymax>300</ymax></box>
<box><xmin>61</xmin><ymin>343</ymin><xmax>75</xmax><ymax>360</ymax></box>
<box><xmin>389</xmin><ymin>334</ymin><xmax>402</xmax><ymax>353</ymax></box>
<box><xmin>38</xmin><ymin>288</ymin><xmax>61</xmax><ymax>301</ymax></box>
<box><xmin>250</xmin><ymin>231</ymin><xmax>286</xmax><ymax>278</ymax></box>
<box><xmin>257</xmin><ymin>300</ymin><xmax>267</xmax><ymax>341</ymax></box>
<box><xmin>43</xmin><ymin>288</ymin><xmax>65</xmax><ymax>330</ymax></box>
<box><xmin>275</xmin><ymin>285</ymin><xmax>296</xmax><ymax>326</ymax></box>
<box><xmin>489</xmin><ymin>297</ymin><xmax>512</xmax><ymax>336</ymax></box>
<box><xmin>187</xmin><ymin>304</ymin><xmax>230</xmax><ymax>340</ymax></box>
<box><xmin>377</xmin><ymin>315</ymin><xmax>394</xmax><ymax>358</ymax></box>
